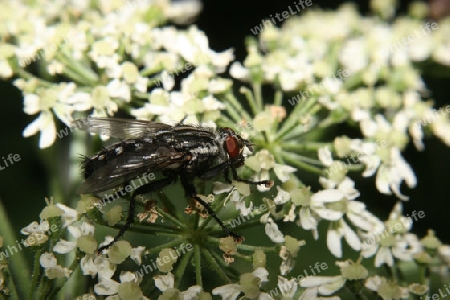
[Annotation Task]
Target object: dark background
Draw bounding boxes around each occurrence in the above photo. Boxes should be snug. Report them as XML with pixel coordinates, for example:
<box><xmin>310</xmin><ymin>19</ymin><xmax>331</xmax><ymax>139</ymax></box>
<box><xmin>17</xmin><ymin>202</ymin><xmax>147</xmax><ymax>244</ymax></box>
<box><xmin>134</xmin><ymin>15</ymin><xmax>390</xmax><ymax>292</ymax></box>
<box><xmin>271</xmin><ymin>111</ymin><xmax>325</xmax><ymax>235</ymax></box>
<box><xmin>0</xmin><ymin>0</ymin><xmax>449</xmax><ymax>261</ymax></box>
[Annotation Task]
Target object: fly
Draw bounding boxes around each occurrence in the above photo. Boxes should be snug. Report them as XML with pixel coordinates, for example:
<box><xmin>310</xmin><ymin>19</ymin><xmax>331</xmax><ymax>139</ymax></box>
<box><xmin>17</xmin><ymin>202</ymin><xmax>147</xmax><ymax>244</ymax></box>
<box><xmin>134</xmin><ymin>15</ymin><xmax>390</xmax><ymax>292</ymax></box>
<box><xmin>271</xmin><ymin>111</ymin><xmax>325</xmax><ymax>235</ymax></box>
<box><xmin>77</xmin><ymin>117</ymin><xmax>273</xmax><ymax>252</ymax></box>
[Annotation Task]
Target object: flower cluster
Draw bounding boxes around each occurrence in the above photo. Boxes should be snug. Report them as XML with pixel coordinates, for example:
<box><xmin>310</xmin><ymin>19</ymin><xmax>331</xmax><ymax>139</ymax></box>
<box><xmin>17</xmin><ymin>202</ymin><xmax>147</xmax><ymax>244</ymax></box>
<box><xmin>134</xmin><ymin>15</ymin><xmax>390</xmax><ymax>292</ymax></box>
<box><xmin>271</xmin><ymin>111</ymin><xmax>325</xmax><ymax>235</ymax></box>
<box><xmin>1</xmin><ymin>0</ymin><xmax>450</xmax><ymax>299</ymax></box>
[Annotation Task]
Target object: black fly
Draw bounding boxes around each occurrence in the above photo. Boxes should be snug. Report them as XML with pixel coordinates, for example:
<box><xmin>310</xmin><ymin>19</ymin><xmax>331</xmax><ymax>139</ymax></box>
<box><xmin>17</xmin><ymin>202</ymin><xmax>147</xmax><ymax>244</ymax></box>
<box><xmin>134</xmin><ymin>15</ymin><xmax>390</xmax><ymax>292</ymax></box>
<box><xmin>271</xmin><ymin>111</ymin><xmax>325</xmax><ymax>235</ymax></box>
<box><xmin>77</xmin><ymin>117</ymin><xmax>273</xmax><ymax>252</ymax></box>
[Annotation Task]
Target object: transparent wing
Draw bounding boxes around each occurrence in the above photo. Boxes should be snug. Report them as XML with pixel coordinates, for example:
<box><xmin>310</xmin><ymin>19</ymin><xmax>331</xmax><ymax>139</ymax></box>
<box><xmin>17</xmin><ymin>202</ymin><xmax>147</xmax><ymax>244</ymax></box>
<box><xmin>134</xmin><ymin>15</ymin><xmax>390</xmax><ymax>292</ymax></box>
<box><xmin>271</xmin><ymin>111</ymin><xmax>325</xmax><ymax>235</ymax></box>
<box><xmin>77</xmin><ymin>117</ymin><xmax>173</xmax><ymax>139</ymax></box>
<box><xmin>78</xmin><ymin>142</ymin><xmax>189</xmax><ymax>194</ymax></box>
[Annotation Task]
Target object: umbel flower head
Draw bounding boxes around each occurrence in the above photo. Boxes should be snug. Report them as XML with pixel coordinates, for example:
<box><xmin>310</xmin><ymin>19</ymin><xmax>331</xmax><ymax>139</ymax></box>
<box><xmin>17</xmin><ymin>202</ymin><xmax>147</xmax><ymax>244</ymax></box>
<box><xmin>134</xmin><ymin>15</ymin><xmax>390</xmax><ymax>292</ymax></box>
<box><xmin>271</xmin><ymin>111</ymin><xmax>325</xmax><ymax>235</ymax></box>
<box><xmin>1</xmin><ymin>0</ymin><xmax>450</xmax><ymax>299</ymax></box>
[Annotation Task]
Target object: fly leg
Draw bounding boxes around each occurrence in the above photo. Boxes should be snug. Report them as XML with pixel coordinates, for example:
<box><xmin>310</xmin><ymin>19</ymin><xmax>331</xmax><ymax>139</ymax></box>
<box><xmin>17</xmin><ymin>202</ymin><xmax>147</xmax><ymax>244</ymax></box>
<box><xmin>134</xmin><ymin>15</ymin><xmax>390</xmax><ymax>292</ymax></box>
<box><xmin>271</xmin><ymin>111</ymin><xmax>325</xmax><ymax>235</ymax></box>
<box><xmin>180</xmin><ymin>175</ymin><xmax>244</xmax><ymax>242</ymax></box>
<box><xmin>97</xmin><ymin>175</ymin><xmax>176</xmax><ymax>253</ymax></box>
<box><xmin>230</xmin><ymin>165</ymin><xmax>273</xmax><ymax>188</ymax></box>
<box><xmin>200</xmin><ymin>160</ymin><xmax>273</xmax><ymax>187</ymax></box>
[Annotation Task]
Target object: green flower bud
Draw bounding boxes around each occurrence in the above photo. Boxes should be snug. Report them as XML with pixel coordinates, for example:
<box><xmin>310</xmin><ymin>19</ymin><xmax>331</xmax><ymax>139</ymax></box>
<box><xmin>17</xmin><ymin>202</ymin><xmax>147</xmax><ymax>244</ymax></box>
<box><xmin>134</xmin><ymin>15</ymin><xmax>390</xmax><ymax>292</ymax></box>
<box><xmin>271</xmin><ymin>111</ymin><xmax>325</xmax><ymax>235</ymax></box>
<box><xmin>334</xmin><ymin>136</ymin><xmax>352</xmax><ymax>158</ymax></box>
<box><xmin>158</xmin><ymin>248</ymin><xmax>178</xmax><ymax>273</ymax></box>
<box><xmin>108</xmin><ymin>240</ymin><xmax>132</xmax><ymax>264</ymax></box>
<box><xmin>118</xmin><ymin>281</ymin><xmax>144</xmax><ymax>300</ymax></box>
<box><xmin>92</xmin><ymin>40</ymin><xmax>116</xmax><ymax>56</ymax></box>
<box><xmin>326</xmin><ymin>161</ymin><xmax>347</xmax><ymax>183</ymax></box>
<box><xmin>45</xmin><ymin>267</ymin><xmax>67</xmax><ymax>279</ymax></box>
<box><xmin>104</xmin><ymin>205</ymin><xmax>123</xmax><ymax>226</ymax></box>
<box><xmin>198</xmin><ymin>291</ymin><xmax>212</xmax><ymax>300</ymax></box>
<box><xmin>77</xmin><ymin>235</ymin><xmax>98</xmax><ymax>254</ymax></box>
<box><xmin>414</xmin><ymin>251</ymin><xmax>432</xmax><ymax>264</ymax></box>
<box><xmin>252</xmin><ymin>249</ymin><xmax>266</xmax><ymax>269</ymax></box>
<box><xmin>76</xmin><ymin>195</ymin><xmax>99</xmax><ymax>213</ymax></box>
<box><xmin>285</xmin><ymin>235</ymin><xmax>304</xmax><ymax>258</ymax></box>
<box><xmin>40</xmin><ymin>204</ymin><xmax>64</xmax><ymax>220</ymax></box>
<box><xmin>25</xmin><ymin>233</ymin><xmax>49</xmax><ymax>247</ymax></box>
<box><xmin>290</xmin><ymin>187</ymin><xmax>311</xmax><ymax>206</ymax></box>
<box><xmin>240</xmin><ymin>273</ymin><xmax>261</xmax><ymax>299</ymax></box>
<box><xmin>340</xmin><ymin>261</ymin><xmax>368</xmax><ymax>280</ymax></box>
<box><xmin>122</xmin><ymin>62</ymin><xmax>139</xmax><ymax>84</ymax></box>
<box><xmin>158</xmin><ymin>288</ymin><xmax>180</xmax><ymax>300</ymax></box>
<box><xmin>378</xmin><ymin>281</ymin><xmax>404</xmax><ymax>300</ymax></box>
<box><xmin>408</xmin><ymin>283</ymin><xmax>429</xmax><ymax>296</ymax></box>
<box><xmin>421</xmin><ymin>230</ymin><xmax>441</xmax><ymax>250</ymax></box>
<box><xmin>219</xmin><ymin>236</ymin><xmax>237</xmax><ymax>255</ymax></box>
<box><xmin>234</xmin><ymin>181</ymin><xmax>250</xmax><ymax>197</ymax></box>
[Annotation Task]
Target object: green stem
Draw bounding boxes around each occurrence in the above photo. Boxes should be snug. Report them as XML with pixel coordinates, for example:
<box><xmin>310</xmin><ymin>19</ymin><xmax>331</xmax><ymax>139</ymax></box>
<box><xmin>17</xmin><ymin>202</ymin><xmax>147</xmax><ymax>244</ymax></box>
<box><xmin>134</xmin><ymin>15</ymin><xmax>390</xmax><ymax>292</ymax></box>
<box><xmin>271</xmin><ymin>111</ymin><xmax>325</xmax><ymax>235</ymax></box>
<box><xmin>145</xmin><ymin>238</ymin><xmax>185</xmax><ymax>256</ymax></box>
<box><xmin>194</xmin><ymin>245</ymin><xmax>202</xmax><ymax>286</ymax></box>
<box><xmin>200</xmin><ymin>248</ymin><xmax>231</xmax><ymax>283</ymax></box>
<box><xmin>157</xmin><ymin>193</ymin><xmax>186</xmax><ymax>226</ymax></box>
<box><xmin>58</xmin><ymin>49</ymin><xmax>98</xmax><ymax>84</ymax></box>
<box><xmin>275</xmin><ymin>98</ymin><xmax>319</xmax><ymax>141</ymax></box>
<box><xmin>174</xmin><ymin>249</ymin><xmax>193</xmax><ymax>288</ymax></box>
<box><xmin>28</xmin><ymin>248</ymin><xmax>43</xmax><ymax>300</ymax></box>
<box><xmin>252</xmin><ymin>83</ymin><xmax>263</xmax><ymax>112</ymax></box>
<box><xmin>281</xmin><ymin>142</ymin><xmax>331</xmax><ymax>152</ymax></box>
<box><xmin>15</xmin><ymin>69</ymin><xmax>53</xmax><ymax>87</ymax></box>
<box><xmin>222</xmin><ymin>99</ymin><xmax>245</xmax><ymax>124</ymax></box>
<box><xmin>153</xmin><ymin>206</ymin><xmax>187</xmax><ymax>230</ymax></box>
<box><xmin>37</xmin><ymin>276</ymin><xmax>52</xmax><ymax>300</ymax></box>
<box><xmin>0</xmin><ymin>201</ymin><xmax>31</xmax><ymax>299</ymax></box>
<box><xmin>4</xmin><ymin>268</ymin><xmax>20</xmax><ymax>300</ymax></box>
<box><xmin>274</xmin><ymin>90</ymin><xmax>283</xmax><ymax>107</ymax></box>
<box><xmin>280</xmin><ymin>152</ymin><xmax>324</xmax><ymax>174</ymax></box>
<box><xmin>206</xmin><ymin>237</ymin><xmax>277</xmax><ymax>253</ymax></box>
<box><xmin>208</xmin><ymin>246</ymin><xmax>240</xmax><ymax>280</ymax></box>
<box><xmin>227</xmin><ymin>93</ymin><xmax>253</xmax><ymax>121</ymax></box>
<box><xmin>96</xmin><ymin>219</ymin><xmax>181</xmax><ymax>236</ymax></box>
<box><xmin>208</xmin><ymin>217</ymin><xmax>263</xmax><ymax>235</ymax></box>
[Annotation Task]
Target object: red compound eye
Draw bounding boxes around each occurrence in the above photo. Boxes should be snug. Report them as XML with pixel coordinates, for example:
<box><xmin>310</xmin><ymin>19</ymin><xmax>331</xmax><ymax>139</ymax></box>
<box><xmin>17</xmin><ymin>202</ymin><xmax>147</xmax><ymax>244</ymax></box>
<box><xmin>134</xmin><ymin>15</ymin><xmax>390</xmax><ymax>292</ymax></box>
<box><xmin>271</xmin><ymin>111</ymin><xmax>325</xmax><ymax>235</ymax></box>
<box><xmin>225</xmin><ymin>135</ymin><xmax>240</xmax><ymax>159</ymax></box>
<box><xmin>222</xmin><ymin>127</ymin><xmax>241</xmax><ymax>159</ymax></box>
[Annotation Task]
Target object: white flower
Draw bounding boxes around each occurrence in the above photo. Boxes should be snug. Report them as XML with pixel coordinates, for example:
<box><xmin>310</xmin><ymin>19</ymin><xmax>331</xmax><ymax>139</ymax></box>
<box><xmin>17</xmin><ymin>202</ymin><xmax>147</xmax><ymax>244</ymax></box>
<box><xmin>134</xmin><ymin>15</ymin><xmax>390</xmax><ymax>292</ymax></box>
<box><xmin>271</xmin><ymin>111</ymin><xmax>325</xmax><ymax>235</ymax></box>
<box><xmin>212</xmin><ymin>181</ymin><xmax>253</xmax><ymax>216</ymax></box>
<box><xmin>0</xmin><ymin>60</ymin><xmax>13</xmax><ymax>78</ymax></box>
<box><xmin>56</xmin><ymin>203</ymin><xmax>78</xmax><ymax>227</ymax></box>
<box><xmin>95</xmin><ymin>276</ymin><xmax>120</xmax><ymax>296</ymax></box>
<box><xmin>299</xmin><ymin>275</ymin><xmax>345</xmax><ymax>300</ymax></box>
<box><xmin>327</xmin><ymin>219</ymin><xmax>361</xmax><ymax>258</ymax></box>
<box><xmin>40</xmin><ymin>252</ymin><xmax>71</xmax><ymax>279</ymax></box>
<box><xmin>23</xmin><ymin>110</ymin><xmax>57</xmax><ymax>149</ymax></box>
<box><xmin>154</xmin><ymin>272</ymin><xmax>208</xmax><ymax>299</ymax></box>
<box><xmin>261</xmin><ymin>214</ymin><xmax>285</xmax><ymax>243</ymax></box>
<box><xmin>375</xmin><ymin>148</ymin><xmax>416</xmax><ymax>200</ymax></box>
<box><xmin>273</xmin><ymin>164</ymin><xmax>297</xmax><ymax>182</ymax></box>
<box><xmin>68</xmin><ymin>221</ymin><xmax>95</xmax><ymax>238</ymax></box>
<box><xmin>130</xmin><ymin>246</ymin><xmax>146</xmax><ymax>265</ymax></box>
<box><xmin>229</xmin><ymin>61</ymin><xmax>249</xmax><ymax>80</ymax></box>
<box><xmin>107</xmin><ymin>79</ymin><xmax>131</xmax><ymax>102</ymax></box>
<box><xmin>273</xmin><ymin>187</ymin><xmax>290</xmax><ymax>205</ymax></box>
<box><xmin>95</xmin><ymin>271</ymin><xmax>143</xmax><ymax>298</ymax></box>
<box><xmin>21</xmin><ymin>220</ymin><xmax>50</xmax><ymax>246</ymax></box>
<box><xmin>81</xmin><ymin>255</ymin><xmax>116</xmax><ymax>278</ymax></box>
<box><xmin>365</xmin><ymin>275</ymin><xmax>409</xmax><ymax>299</ymax></box>
<box><xmin>212</xmin><ymin>283</ymin><xmax>242</xmax><ymax>300</ymax></box>
<box><xmin>360</xmin><ymin>202</ymin><xmax>420</xmax><ymax>267</ymax></box>
<box><xmin>277</xmin><ymin>276</ymin><xmax>298</xmax><ymax>298</ymax></box>
<box><xmin>310</xmin><ymin>183</ymin><xmax>382</xmax><ymax>257</ymax></box>
<box><xmin>154</xmin><ymin>272</ymin><xmax>175</xmax><ymax>292</ymax></box>
<box><xmin>245</xmin><ymin>150</ymin><xmax>275</xmax><ymax>192</ymax></box>
<box><xmin>165</xmin><ymin>0</ymin><xmax>202</xmax><ymax>24</ymax></box>
<box><xmin>212</xmin><ymin>268</ymin><xmax>272</xmax><ymax>300</ymax></box>
<box><xmin>53</xmin><ymin>239</ymin><xmax>77</xmax><ymax>254</ymax></box>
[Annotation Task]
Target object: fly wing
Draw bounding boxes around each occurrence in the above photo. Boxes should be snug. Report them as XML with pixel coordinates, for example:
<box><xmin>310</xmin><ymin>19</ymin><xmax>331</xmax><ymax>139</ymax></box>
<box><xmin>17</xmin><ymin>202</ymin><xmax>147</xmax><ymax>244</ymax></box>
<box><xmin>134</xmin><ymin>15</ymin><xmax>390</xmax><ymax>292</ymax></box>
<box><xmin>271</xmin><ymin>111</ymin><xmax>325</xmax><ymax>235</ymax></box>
<box><xmin>77</xmin><ymin>117</ymin><xmax>173</xmax><ymax>139</ymax></box>
<box><xmin>78</xmin><ymin>141</ymin><xmax>189</xmax><ymax>194</ymax></box>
